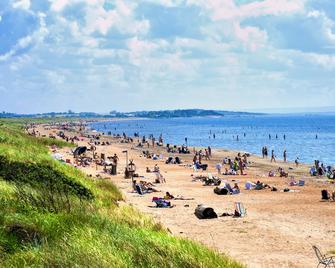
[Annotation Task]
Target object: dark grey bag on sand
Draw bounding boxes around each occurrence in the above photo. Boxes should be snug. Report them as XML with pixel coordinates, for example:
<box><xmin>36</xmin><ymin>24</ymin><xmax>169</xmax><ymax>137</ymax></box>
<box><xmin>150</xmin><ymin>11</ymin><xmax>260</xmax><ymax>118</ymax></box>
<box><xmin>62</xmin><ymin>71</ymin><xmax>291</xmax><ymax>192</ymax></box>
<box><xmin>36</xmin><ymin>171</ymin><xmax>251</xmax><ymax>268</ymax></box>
<box><xmin>195</xmin><ymin>205</ymin><xmax>218</xmax><ymax>219</ymax></box>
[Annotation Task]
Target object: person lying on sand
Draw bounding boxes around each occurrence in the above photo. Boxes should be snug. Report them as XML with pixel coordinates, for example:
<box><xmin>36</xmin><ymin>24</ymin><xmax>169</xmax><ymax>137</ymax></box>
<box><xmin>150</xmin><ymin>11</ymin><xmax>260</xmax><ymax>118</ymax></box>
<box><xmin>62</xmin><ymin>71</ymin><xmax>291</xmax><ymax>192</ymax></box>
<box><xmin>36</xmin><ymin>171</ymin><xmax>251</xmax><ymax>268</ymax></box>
<box><xmin>132</xmin><ymin>180</ymin><xmax>160</xmax><ymax>193</ymax></box>
<box><xmin>255</xmin><ymin>181</ymin><xmax>271</xmax><ymax>190</ymax></box>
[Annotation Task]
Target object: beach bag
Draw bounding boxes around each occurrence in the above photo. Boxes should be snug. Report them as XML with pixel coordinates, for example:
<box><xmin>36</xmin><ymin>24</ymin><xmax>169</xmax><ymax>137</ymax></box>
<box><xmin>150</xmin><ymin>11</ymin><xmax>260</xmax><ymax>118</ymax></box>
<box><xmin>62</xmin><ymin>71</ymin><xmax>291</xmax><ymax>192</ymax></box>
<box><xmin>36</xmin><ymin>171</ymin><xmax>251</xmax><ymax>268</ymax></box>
<box><xmin>321</xmin><ymin>190</ymin><xmax>330</xmax><ymax>200</ymax></box>
<box><xmin>214</xmin><ymin>187</ymin><xmax>229</xmax><ymax>195</ymax></box>
<box><xmin>194</xmin><ymin>205</ymin><xmax>218</xmax><ymax>219</ymax></box>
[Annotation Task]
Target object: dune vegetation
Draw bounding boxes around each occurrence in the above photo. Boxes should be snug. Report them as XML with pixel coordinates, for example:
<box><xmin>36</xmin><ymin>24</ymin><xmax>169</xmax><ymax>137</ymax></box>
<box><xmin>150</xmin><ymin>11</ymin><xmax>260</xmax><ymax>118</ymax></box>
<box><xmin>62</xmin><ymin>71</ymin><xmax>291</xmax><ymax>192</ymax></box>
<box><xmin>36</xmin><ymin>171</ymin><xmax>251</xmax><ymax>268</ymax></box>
<box><xmin>0</xmin><ymin>120</ymin><xmax>243</xmax><ymax>268</ymax></box>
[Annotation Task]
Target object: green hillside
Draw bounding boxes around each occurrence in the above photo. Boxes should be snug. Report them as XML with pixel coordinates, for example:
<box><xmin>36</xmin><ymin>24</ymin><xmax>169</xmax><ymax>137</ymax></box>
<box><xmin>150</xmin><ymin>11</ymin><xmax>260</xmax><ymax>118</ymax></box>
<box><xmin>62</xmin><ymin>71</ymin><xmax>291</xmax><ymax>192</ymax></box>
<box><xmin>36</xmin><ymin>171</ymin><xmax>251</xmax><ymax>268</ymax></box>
<box><xmin>0</xmin><ymin>120</ymin><xmax>243</xmax><ymax>268</ymax></box>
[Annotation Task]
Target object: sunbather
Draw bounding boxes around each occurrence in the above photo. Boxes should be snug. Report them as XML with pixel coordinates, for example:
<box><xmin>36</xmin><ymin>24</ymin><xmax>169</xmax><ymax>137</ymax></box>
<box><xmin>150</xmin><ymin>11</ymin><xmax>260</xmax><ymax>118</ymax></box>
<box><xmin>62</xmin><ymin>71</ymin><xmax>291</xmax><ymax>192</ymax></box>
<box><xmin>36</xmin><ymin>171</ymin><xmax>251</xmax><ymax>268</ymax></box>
<box><xmin>154</xmin><ymin>171</ymin><xmax>166</xmax><ymax>183</ymax></box>
<box><xmin>255</xmin><ymin>181</ymin><xmax>271</xmax><ymax>190</ymax></box>
<box><xmin>232</xmin><ymin>183</ymin><xmax>240</xmax><ymax>194</ymax></box>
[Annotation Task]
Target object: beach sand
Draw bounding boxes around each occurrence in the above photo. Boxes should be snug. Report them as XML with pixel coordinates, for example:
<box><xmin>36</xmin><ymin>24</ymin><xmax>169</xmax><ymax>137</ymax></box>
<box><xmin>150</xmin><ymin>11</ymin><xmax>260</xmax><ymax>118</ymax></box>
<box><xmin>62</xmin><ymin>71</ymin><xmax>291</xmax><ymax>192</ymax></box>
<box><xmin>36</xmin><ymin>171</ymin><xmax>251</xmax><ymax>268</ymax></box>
<box><xmin>36</xmin><ymin>124</ymin><xmax>335</xmax><ymax>268</ymax></box>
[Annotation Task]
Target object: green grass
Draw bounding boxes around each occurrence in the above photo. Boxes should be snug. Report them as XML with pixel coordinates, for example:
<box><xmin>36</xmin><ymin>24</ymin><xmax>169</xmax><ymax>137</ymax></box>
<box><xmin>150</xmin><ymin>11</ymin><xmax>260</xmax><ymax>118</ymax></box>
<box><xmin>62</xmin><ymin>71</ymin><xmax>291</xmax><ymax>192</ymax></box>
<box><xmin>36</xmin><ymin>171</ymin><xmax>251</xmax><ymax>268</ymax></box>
<box><xmin>0</xmin><ymin>121</ymin><xmax>243</xmax><ymax>268</ymax></box>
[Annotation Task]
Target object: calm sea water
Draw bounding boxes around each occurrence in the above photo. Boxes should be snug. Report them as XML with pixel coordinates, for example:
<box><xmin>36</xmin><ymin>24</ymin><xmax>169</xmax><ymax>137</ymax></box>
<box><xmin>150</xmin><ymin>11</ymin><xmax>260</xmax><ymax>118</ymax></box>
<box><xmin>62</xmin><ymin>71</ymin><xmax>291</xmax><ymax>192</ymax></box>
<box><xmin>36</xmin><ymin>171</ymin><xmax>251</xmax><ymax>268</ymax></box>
<box><xmin>90</xmin><ymin>115</ymin><xmax>335</xmax><ymax>165</ymax></box>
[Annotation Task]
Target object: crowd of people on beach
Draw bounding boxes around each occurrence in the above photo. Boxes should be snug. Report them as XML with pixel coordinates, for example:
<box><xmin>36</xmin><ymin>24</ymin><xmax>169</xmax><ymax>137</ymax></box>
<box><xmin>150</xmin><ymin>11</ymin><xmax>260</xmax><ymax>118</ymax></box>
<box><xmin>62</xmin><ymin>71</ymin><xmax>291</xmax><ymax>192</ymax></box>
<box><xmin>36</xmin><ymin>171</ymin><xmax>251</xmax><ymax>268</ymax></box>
<box><xmin>30</xmin><ymin>122</ymin><xmax>335</xmax><ymax>215</ymax></box>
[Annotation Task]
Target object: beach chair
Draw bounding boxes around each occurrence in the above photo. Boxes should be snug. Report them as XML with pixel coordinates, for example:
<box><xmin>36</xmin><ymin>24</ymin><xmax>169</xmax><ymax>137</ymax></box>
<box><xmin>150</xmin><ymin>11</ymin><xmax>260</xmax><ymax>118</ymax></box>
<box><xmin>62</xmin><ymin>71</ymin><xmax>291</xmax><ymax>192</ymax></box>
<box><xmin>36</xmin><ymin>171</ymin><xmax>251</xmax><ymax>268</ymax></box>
<box><xmin>312</xmin><ymin>246</ymin><xmax>335</xmax><ymax>267</ymax></box>
<box><xmin>135</xmin><ymin>184</ymin><xmax>144</xmax><ymax>195</ymax></box>
<box><xmin>234</xmin><ymin>202</ymin><xmax>246</xmax><ymax>217</ymax></box>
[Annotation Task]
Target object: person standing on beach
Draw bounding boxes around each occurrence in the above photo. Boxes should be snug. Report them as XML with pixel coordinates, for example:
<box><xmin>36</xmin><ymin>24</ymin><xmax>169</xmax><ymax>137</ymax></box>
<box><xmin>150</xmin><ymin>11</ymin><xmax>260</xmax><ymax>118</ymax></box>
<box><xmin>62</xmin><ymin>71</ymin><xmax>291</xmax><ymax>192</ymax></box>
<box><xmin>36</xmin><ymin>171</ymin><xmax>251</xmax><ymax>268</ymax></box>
<box><xmin>238</xmin><ymin>158</ymin><xmax>244</xmax><ymax>175</ymax></box>
<box><xmin>193</xmin><ymin>154</ymin><xmax>197</xmax><ymax>164</ymax></box>
<box><xmin>295</xmin><ymin>158</ymin><xmax>299</xmax><ymax>166</ymax></box>
<box><xmin>185</xmin><ymin>137</ymin><xmax>188</xmax><ymax>145</ymax></box>
<box><xmin>112</xmin><ymin>154</ymin><xmax>119</xmax><ymax>175</ymax></box>
<box><xmin>208</xmin><ymin>146</ymin><xmax>212</xmax><ymax>157</ymax></box>
<box><xmin>283</xmin><ymin>150</ymin><xmax>287</xmax><ymax>162</ymax></box>
<box><xmin>283</xmin><ymin>134</ymin><xmax>286</xmax><ymax>140</ymax></box>
<box><xmin>269</xmin><ymin>134</ymin><xmax>271</xmax><ymax>140</ymax></box>
<box><xmin>262</xmin><ymin>147</ymin><xmax>265</xmax><ymax>158</ymax></box>
<box><xmin>271</xmin><ymin>150</ymin><xmax>276</xmax><ymax>162</ymax></box>
<box><xmin>265</xmin><ymin>147</ymin><xmax>268</xmax><ymax>158</ymax></box>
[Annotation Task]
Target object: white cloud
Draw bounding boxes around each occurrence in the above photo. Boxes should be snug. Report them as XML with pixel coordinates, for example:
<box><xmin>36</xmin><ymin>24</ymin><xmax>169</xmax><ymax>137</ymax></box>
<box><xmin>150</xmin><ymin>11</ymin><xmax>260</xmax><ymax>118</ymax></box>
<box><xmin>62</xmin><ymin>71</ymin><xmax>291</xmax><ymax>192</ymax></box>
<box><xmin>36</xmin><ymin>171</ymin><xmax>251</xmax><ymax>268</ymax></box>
<box><xmin>12</xmin><ymin>0</ymin><xmax>31</xmax><ymax>10</ymax></box>
<box><xmin>307</xmin><ymin>10</ymin><xmax>335</xmax><ymax>43</ymax></box>
<box><xmin>50</xmin><ymin>0</ymin><xmax>72</xmax><ymax>12</ymax></box>
<box><xmin>83</xmin><ymin>1</ymin><xmax>150</xmax><ymax>36</ymax></box>
<box><xmin>0</xmin><ymin>12</ymin><xmax>48</xmax><ymax>62</ymax></box>
<box><xmin>233</xmin><ymin>22</ymin><xmax>268</xmax><ymax>51</ymax></box>
<box><xmin>187</xmin><ymin>0</ymin><xmax>304</xmax><ymax>21</ymax></box>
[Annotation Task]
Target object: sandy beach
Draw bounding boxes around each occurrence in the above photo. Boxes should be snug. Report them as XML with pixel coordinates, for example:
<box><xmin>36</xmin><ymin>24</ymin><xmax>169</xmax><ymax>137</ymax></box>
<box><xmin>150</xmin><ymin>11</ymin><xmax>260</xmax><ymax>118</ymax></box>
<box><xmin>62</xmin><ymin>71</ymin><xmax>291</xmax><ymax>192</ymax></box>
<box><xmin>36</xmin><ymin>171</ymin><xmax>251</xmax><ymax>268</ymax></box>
<box><xmin>35</xmin><ymin>123</ymin><xmax>335</xmax><ymax>268</ymax></box>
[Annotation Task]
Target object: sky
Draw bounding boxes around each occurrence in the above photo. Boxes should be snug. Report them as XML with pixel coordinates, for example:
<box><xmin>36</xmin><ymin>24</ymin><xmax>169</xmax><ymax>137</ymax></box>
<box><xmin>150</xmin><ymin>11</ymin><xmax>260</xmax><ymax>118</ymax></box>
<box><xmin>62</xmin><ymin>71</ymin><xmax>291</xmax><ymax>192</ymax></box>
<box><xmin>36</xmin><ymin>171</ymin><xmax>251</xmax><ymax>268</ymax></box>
<box><xmin>0</xmin><ymin>0</ymin><xmax>335</xmax><ymax>114</ymax></box>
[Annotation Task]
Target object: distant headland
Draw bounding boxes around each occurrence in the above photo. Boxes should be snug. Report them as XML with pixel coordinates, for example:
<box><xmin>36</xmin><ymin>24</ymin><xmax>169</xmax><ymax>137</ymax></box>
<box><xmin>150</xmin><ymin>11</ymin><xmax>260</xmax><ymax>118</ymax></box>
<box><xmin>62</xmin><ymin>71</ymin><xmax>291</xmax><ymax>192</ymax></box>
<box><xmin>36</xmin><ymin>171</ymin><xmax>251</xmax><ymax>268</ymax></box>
<box><xmin>0</xmin><ymin>109</ymin><xmax>263</xmax><ymax>119</ymax></box>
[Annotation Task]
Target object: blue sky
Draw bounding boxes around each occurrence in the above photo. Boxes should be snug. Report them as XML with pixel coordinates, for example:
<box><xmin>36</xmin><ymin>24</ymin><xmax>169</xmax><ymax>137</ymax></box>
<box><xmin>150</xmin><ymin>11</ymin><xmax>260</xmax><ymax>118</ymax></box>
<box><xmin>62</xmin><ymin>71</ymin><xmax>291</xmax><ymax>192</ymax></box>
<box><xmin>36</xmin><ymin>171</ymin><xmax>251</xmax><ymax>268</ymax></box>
<box><xmin>0</xmin><ymin>0</ymin><xmax>335</xmax><ymax>113</ymax></box>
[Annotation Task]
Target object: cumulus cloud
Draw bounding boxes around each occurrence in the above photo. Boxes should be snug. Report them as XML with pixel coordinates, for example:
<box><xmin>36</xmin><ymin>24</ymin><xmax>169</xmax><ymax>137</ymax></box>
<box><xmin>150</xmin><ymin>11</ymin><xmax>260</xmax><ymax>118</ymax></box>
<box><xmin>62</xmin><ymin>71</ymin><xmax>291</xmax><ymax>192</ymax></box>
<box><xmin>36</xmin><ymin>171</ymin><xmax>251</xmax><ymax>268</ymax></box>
<box><xmin>1</xmin><ymin>0</ymin><xmax>335</xmax><ymax>113</ymax></box>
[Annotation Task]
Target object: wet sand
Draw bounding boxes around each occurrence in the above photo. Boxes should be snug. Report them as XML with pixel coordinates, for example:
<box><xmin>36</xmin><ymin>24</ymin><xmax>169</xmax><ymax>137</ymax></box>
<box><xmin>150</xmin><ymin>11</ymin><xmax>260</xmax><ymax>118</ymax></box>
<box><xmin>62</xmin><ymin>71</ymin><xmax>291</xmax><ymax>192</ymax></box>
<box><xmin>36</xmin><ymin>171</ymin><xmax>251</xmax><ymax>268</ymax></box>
<box><xmin>36</xmin><ymin>124</ymin><xmax>335</xmax><ymax>268</ymax></box>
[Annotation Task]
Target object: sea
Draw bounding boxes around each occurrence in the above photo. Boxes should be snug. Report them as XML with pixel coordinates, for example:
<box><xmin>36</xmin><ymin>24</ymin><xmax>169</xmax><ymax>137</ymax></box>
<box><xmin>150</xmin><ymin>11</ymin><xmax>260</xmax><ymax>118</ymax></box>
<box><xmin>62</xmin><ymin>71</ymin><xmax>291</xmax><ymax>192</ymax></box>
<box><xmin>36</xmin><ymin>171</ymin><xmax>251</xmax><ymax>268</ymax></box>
<box><xmin>89</xmin><ymin>114</ymin><xmax>335</xmax><ymax>166</ymax></box>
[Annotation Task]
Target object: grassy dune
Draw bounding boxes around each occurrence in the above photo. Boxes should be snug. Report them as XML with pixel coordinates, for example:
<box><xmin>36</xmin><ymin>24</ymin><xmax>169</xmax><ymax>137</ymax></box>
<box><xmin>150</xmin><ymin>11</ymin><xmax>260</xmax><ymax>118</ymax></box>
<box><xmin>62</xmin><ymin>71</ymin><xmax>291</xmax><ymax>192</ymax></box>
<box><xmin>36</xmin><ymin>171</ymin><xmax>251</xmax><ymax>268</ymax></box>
<box><xmin>0</xmin><ymin>121</ymin><xmax>243</xmax><ymax>268</ymax></box>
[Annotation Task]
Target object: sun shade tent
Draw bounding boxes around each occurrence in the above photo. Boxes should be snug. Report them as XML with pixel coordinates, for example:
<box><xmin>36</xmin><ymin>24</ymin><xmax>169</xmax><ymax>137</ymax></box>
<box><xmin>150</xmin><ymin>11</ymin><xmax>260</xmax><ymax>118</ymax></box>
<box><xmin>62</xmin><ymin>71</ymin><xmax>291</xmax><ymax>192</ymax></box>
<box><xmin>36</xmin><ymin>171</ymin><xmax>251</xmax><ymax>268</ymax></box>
<box><xmin>73</xmin><ymin>146</ymin><xmax>87</xmax><ymax>157</ymax></box>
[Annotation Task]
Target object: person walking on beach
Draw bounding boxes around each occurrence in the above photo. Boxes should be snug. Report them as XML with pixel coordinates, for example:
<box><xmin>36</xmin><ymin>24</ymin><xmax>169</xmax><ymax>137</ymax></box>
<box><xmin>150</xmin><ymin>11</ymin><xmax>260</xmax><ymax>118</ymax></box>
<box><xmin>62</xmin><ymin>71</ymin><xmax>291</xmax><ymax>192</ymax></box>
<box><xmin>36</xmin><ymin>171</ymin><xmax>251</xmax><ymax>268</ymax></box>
<box><xmin>262</xmin><ymin>147</ymin><xmax>265</xmax><ymax>158</ymax></box>
<box><xmin>264</xmin><ymin>147</ymin><xmax>268</xmax><ymax>158</ymax></box>
<box><xmin>271</xmin><ymin>150</ymin><xmax>276</xmax><ymax>162</ymax></box>
<box><xmin>208</xmin><ymin>146</ymin><xmax>212</xmax><ymax>157</ymax></box>
<box><xmin>283</xmin><ymin>150</ymin><xmax>287</xmax><ymax>162</ymax></box>
<box><xmin>295</xmin><ymin>157</ymin><xmax>299</xmax><ymax>167</ymax></box>
<box><xmin>205</xmin><ymin>149</ymin><xmax>210</xmax><ymax>160</ymax></box>
<box><xmin>185</xmin><ymin>137</ymin><xmax>188</xmax><ymax>145</ymax></box>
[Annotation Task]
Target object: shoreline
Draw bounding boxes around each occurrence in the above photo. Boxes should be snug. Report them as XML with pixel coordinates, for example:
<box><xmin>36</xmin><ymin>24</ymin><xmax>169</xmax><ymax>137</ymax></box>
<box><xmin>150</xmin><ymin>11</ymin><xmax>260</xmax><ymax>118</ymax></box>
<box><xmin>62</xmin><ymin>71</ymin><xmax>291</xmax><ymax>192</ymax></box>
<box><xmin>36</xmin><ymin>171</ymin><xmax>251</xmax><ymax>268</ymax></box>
<box><xmin>88</xmin><ymin>119</ymin><xmax>317</xmax><ymax>167</ymax></box>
